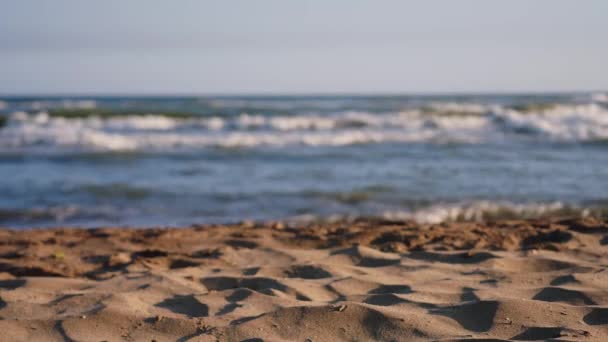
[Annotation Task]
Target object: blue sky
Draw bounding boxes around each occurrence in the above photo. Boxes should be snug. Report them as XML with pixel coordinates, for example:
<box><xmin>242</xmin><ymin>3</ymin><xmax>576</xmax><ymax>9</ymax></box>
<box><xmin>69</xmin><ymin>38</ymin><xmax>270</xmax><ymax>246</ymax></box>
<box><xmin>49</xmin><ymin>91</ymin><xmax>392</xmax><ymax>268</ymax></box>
<box><xmin>1</xmin><ymin>0</ymin><xmax>607</xmax><ymax>94</ymax></box>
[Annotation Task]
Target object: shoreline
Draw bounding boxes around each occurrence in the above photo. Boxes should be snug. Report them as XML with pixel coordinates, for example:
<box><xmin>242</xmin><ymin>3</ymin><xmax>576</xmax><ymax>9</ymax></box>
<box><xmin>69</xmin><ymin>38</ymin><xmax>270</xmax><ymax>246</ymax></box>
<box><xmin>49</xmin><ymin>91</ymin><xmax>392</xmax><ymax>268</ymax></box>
<box><xmin>1</xmin><ymin>218</ymin><xmax>607</xmax><ymax>341</ymax></box>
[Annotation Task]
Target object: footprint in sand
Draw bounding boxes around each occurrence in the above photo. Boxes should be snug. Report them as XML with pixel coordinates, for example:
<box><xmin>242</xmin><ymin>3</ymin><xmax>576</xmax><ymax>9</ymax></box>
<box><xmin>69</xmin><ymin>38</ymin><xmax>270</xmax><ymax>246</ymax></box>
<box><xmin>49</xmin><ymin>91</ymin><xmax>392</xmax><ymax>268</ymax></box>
<box><xmin>155</xmin><ymin>294</ymin><xmax>209</xmax><ymax>318</ymax></box>
<box><xmin>285</xmin><ymin>264</ymin><xmax>333</xmax><ymax>279</ymax></box>
<box><xmin>583</xmin><ymin>308</ymin><xmax>608</xmax><ymax>325</ymax></box>
<box><xmin>0</xmin><ymin>279</ymin><xmax>26</xmax><ymax>290</ymax></box>
<box><xmin>430</xmin><ymin>301</ymin><xmax>499</xmax><ymax>332</ymax></box>
<box><xmin>368</xmin><ymin>284</ymin><xmax>413</xmax><ymax>295</ymax></box>
<box><xmin>550</xmin><ymin>274</ymin><xmax>579</xmax><ymax>286</ymax></box>
<box><xmin>406</xmin><ymin>251</ymin><xmax>497</xmax><ymax>264</ymax></box>
<box><xmin>512</xmin><ymin>326</ymin><xmax>590</xmax><ymax>340</ymax></box>
<box><xmin>532</xmin><ymin>287</ymin><xmax>596</xmax><ymax>306</ymax></box>
<box><xmin>364</xmin><ymin>293</ymin><xmax>409</xmax><ymax>306</ymax></box>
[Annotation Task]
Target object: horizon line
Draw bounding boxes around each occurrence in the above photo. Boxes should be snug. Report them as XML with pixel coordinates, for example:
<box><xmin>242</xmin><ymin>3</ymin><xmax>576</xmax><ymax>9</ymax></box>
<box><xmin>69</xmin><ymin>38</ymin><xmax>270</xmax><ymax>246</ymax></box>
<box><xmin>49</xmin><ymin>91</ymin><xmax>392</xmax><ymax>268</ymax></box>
<box><xmin>0</xmin><ymin>89</ymin><xmax>605</xmax><ymax>99</ymax></box>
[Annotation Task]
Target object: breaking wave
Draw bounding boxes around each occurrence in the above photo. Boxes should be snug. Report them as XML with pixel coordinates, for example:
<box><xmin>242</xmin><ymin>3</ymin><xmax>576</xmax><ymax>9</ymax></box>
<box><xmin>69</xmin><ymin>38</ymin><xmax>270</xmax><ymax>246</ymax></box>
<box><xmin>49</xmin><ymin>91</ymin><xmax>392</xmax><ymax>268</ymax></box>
<box><xmin>4</xmin><ymin>200</ymin><xmax>606</xmax><ymax>228</ymax></box>
<box><xmin>285</xmin><ymin>200</ymin><xmax>608</xmax><ymax>225</ymax></box>
<box><xmin>591</xmin><ymin>92</ymin><xmax>608</xmax><ymax>103</ymax></box>
<box><xmin>1</xmin><ymin>103</ymin><xmax>607</xmax><ymax>151</ymax></box>
<box><xmin>0</xmin><ymin>205</ymin><xmax>122</xmax><ymax>226</ymax></box>
<box><xmin>381</xmin><ymin>201</ymin><xmax>598</xmax><ymax>224</ymax></box>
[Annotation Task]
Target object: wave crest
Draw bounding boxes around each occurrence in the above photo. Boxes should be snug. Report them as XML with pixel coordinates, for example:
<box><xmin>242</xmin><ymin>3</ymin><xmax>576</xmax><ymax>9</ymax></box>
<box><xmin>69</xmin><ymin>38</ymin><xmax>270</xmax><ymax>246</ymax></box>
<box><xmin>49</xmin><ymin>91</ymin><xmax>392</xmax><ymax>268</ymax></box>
<box><xmin>1</xmin><ymin>103</ymin><xmax>608</xmax><ymax>151</ymax></box>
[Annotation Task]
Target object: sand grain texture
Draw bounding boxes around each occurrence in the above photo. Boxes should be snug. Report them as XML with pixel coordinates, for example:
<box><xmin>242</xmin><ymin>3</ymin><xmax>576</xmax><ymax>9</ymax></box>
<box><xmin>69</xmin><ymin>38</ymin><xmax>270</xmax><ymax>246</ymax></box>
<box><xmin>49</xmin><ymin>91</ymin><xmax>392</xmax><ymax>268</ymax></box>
<box><xmin>0</xmin><ymin>218</ymin><xmax>607</xmax><ymax>341</ymax></box>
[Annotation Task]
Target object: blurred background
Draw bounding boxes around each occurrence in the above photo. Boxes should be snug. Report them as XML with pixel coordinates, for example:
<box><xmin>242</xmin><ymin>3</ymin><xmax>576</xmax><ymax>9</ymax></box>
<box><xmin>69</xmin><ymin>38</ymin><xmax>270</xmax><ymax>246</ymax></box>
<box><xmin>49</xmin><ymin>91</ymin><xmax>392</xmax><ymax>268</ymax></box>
<box><xmin>1</xmin><ymin>1</ymin><xmax>607</xmax><ymax>227</ymax></box>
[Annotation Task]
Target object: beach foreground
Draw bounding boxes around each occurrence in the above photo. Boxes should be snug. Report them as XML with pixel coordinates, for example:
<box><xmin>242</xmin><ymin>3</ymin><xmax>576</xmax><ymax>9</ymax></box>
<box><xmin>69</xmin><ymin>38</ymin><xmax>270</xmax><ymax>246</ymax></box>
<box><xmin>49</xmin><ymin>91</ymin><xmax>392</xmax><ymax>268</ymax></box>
<box><xmin>1</xmin><ymin>218</ymin><xmax>607</xmax><ymax>341</ymax></box>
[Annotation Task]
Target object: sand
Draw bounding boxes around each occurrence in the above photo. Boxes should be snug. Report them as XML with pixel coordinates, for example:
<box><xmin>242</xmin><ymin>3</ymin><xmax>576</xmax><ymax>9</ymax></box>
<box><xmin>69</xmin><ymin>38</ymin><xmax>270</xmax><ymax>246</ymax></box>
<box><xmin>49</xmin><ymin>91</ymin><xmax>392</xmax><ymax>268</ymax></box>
<box><xmin>0</xmin><ymin>218</ymin><xmax>607</xmax><ymax>341</ymax></box>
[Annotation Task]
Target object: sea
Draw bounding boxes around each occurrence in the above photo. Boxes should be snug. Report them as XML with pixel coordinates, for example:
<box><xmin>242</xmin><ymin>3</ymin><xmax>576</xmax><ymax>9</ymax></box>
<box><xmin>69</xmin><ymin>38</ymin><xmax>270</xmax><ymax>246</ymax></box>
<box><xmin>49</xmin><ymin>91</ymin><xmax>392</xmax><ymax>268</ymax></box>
<box><xmin>1</xmin><ymin>93</ymin><xmax>607</xmax><ymax>228</ymax></box>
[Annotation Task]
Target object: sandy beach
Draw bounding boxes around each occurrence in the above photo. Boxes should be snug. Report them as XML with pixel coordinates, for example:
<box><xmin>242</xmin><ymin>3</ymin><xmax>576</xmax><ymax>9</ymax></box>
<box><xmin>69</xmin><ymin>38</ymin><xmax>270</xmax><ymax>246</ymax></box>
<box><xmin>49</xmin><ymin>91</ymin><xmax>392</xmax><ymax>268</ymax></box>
<box><xmin>3</xmin><ymin>0</ymin><xmax>608</xmax><ymax>340</ymax></box>
<box><xmin>0</xmin><ymin>218</ymin><xmax>607</xmax><ymax>341</ymax></box>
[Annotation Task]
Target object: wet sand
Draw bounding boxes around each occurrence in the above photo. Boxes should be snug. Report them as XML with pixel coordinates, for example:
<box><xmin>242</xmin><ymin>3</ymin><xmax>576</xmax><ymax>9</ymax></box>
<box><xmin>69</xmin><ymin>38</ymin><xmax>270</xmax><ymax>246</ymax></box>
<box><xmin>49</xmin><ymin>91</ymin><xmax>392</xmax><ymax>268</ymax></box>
<box><xmin>0</xmin><ymin>218</ymin><xmax>607</xmax><ymax>341</ymax></box>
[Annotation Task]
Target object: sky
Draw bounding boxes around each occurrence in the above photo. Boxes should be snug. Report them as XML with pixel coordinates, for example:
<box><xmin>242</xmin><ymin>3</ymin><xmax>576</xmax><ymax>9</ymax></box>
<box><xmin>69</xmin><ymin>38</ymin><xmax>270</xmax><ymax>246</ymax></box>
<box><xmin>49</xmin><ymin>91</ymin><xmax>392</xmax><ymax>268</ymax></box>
<box><xmin>1</xmin><ymin>0</ymin><xmax>607</xmax><ymax>94</ymax></box>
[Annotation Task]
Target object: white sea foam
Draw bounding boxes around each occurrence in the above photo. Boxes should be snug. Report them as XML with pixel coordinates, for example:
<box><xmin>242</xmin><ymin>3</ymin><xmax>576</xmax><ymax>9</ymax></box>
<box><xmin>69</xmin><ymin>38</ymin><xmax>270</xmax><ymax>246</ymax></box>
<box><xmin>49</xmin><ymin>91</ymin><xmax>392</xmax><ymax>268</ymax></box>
<box><xmin>425</xmin><ymin>101</ymin><xmax>490</xmax><ymax>114</ymax></box>
<box><xmin>234</xmin><ymin>110</ymin><xmax>491</xmax><ymax>133</ymax></box>
<box><xmin>494</xmin><ymin>103</ymin><xmax>608</xmax><ymax>141</ymax></box>
<box><xmin>382</xmin><ymin>201</ymin><xmax>579</xmax><ymax>224</ymax></box>
<box><xmin>1</xmin><ymin>104</ymin><xmax>608</xmax><ymax>151</ymax></box>
<box><xmin>284</xmin><ymin>200</ymin><xmax>596</xmax><ymax>225</ymax></box>
<box><xmin>591</xmin><ymin>93</ymin><xmax>608</xmax><ymax>103</ymax></box>
<box><xmin>0</xmin><ymin>124</ymin><xmax>464</xmax><ymax>151</ymax></box>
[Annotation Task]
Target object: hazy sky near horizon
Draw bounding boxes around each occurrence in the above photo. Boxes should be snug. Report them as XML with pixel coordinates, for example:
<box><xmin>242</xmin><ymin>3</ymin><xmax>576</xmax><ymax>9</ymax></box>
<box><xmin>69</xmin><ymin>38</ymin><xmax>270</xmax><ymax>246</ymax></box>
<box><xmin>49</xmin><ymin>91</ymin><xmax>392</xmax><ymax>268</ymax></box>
<box><xmin>1</xmin><ymin>1</ymin><xmax>607</xmax><ymax>94</ymax></box>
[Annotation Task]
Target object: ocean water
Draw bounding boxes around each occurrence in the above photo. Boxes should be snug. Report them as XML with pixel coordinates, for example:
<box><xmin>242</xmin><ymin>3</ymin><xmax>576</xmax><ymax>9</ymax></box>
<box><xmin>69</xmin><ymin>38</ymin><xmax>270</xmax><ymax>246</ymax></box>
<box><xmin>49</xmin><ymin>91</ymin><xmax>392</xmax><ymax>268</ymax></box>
<box><xmin>1</xmin><ymin>93</ymin><xmax>607</xmax><ymax>228</ymax></box>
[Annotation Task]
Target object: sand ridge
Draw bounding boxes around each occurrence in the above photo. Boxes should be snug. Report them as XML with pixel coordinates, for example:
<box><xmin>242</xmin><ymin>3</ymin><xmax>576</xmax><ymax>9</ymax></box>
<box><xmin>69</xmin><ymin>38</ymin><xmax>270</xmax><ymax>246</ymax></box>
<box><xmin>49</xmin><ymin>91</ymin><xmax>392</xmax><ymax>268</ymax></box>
<box><xmin>0</xmin><ymin>218</ymin><xmax>607</xmax><ymax>341</ymax></box>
